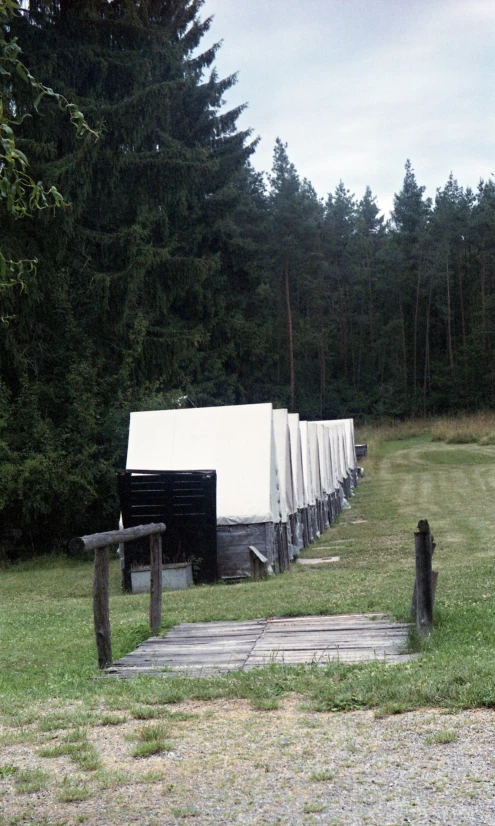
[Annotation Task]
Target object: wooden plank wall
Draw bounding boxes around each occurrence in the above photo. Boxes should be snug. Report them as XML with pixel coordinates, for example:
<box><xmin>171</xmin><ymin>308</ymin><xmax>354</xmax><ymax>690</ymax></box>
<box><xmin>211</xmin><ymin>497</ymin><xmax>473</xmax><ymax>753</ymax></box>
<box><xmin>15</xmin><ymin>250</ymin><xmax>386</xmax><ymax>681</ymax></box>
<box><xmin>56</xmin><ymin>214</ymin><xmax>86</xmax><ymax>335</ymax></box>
<box><xmin>217</xmin><ymin>523</ymin><xmax>275</xmax><ymax>579</ymax></box>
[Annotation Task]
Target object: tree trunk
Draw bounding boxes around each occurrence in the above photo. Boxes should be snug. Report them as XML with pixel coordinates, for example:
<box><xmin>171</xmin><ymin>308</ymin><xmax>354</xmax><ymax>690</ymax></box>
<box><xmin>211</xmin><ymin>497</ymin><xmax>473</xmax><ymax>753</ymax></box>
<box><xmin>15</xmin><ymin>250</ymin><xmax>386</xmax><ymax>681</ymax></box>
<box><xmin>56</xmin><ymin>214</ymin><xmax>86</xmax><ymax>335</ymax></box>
<box><xmin>423</xmin><ymin>290</ymin><xmax>432</xmax><ymax>417</ymax></box>
<box><xmin>350</xmin><ymin>285</ymin><xmax>357</xmax><ymax>389</ymax></box>
<box><xmin>457</xmin><ymin>251</ymin><xmax>468</xmax><ymax>393</ymax></box>
<box><xmin>413</xmin><ymin>258</ymin><xmax>422</xmax><ymax>394</ymax></box>
<box><xmin>481</xmin><ymin>252</ymin><xmax>487</xmax><ymax>372</ymax></box>
<box><xmin>446</xmin><ymin>249</ymin><xmax>454</xmax><ymax>369</ymax></box>
<box><xmin>368</xmin><ymin>262</ymin><xmax>375</xmax><ymax>373</ymax></box>
<box><xmin>284</xmin><ymin>258</ymin><xmax>295</xmax><ymax>411</ymax></box>
<box><xmin>400</xmin><ymin>299</ymin><xmax>407</xmax><ymax>393</ymax></box>
<box><xmin>318</xmin><ymin>323</ymin><xmax>326</xmax><ymax>419</ymax></box>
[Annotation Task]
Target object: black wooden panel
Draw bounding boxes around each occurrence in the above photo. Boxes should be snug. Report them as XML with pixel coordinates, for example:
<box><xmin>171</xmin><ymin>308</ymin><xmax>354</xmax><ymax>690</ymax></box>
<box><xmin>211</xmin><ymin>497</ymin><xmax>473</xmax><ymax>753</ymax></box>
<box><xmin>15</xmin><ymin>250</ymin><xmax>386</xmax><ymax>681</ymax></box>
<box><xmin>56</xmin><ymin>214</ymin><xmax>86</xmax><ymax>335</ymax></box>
<box><xmin>117</xmin><ymin>469</ymin><xmax>217</xmax><ymax>591</ymax></box>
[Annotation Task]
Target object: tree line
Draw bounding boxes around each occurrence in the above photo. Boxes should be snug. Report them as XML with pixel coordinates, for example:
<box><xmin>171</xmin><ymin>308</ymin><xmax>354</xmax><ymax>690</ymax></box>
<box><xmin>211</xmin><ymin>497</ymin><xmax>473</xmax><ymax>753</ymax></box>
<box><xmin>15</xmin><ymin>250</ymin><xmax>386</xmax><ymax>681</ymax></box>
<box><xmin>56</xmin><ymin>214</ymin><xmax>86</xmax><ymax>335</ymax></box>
<box><xmin>1</xmin><ymin>0</ymin><xmax>494</xmax><ymax>556</ymax></box>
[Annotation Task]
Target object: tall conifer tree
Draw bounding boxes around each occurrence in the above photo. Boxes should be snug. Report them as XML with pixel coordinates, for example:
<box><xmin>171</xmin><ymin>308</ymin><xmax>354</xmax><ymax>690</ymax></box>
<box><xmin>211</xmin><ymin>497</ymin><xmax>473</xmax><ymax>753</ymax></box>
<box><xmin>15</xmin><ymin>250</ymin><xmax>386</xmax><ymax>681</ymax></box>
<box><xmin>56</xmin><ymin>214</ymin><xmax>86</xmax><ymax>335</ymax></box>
<box><xmin>1</xmin><ymin>0</ymin><xmax>255</xmax><ymax>555</ymax></box>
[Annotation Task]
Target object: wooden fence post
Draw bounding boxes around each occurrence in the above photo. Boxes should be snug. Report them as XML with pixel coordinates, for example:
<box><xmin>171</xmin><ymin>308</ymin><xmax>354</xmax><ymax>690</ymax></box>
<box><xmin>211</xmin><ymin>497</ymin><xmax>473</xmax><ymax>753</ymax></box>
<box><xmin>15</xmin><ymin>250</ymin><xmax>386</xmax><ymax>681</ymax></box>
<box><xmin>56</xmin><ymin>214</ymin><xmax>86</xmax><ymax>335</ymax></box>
<box><xmin>411</xmin><ymin>523</ymin><xmax>438</xmax><ymax>620</ymax></box>
<box><xmin>70</xmin><ymin>522</ymin><xmax>166</xmax><ymax>670</ymax></box>
<box><xmin>414</xmin><ymin>519</ymin><xmax>433</xmax><ymax>636</ymax></box>
<box><xmin>93</xmin><ymin>545</ymin><xmax>112</xmax><ymax>669</ymax></box>
<box><xmin>149</xmin><ymin>532</ymin><xmax>163</xmax><ymax>634</ymax></box>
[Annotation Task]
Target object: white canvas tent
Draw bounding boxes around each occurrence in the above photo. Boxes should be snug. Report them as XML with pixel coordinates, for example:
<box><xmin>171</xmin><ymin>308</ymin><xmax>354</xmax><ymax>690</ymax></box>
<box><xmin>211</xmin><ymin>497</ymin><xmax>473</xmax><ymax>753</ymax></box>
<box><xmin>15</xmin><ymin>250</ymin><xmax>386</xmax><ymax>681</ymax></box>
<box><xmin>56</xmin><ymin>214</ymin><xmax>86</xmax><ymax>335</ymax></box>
<box><xmin>343</xmin><ymin>418</ymin><xmax>358</xmax><ymax>487</ymax></box>
<box><xmin>272</xmin><ymin>409</ymin><xmax>295</xmax><ymax>521</ymax></box>
<box><xmin>316</xmin><ymin>421</ymin><xmax>343</xmax><ymax>522</ymax></box>
<box><xmin>299</xmin><ymin>420</ymin><xmax>318</xmax><ymax>541</ymax></box>
<box><xmin>288</xmin><ymin>413</ymin><xmax>309</xmax><ymax>548</ymax></box>
<box><xmin>273</xmin><ymin>409</ymin><xmax>299</xmax><ymax>557</ymax></box>
<box><xmin>308</xmin><ymin>422</ymin><xmax>326</xmax><ymax>535</ymax></box>
<box><xmin>317</xmin><ymin>422</ymin><xmax>336</xmax><ymax>527</ymax></box>
<box><xmin>288</xmin><ymin>414</ymin><xmax>305</xmax><ymax>512</ymax></box>
<box><xmin>321</xmin><ymin>420</ymin><xmax>353</xmax><ymax>502</ymax></box>
<box><xmin>126</xmin><ymin>402</ymin><xmax>289</xmax><ymax>578</ymax></box>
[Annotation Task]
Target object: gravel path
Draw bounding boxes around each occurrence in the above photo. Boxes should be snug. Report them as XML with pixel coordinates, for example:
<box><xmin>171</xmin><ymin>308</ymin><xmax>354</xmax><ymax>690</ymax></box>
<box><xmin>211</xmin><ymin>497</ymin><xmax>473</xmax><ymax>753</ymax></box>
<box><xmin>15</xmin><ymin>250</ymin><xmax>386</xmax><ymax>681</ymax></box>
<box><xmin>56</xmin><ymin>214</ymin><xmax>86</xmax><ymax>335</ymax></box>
<box><xmin>1</xmin><ymin>699</ymin><xmax>495</xmax><ymax>825</ymax></box>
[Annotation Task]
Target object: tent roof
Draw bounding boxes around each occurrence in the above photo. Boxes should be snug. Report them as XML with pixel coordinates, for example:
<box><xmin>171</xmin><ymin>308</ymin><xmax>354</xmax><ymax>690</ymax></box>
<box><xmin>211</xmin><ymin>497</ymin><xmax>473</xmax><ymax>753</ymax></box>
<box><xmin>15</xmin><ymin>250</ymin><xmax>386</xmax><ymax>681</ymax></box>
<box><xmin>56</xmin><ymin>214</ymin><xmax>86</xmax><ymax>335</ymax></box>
<box><xmin>320</xmin><ymin>420</ymin><xmax>347</xmax><ymax>482</ymax></box>
<box><xmin>273</xmin><ymin>409</ymin><xmax>296</xmax><ymax>517</ymax></box>
<box><xmin>299</xmin><ymin>421</ymin><xmax>315</xmax><ymax>506</ymax></box>
<box><xmin>308</xmin><ymin>422</ymin><xmax>322</xmax><ymax>500</ymax></box>
<box><xmin>317</xmin><ymin>422</ymin><xmax>334</xmax><ymax>494</ymax></box>
<box><xmin>288</xmin><ymin>413</ymin><xmax>305</xmax><ymax>510</ymax></box>
<box><xmin>126</xmin><ymin>403</ymin><xmax>283</xmax><ymax>525</ymax></box>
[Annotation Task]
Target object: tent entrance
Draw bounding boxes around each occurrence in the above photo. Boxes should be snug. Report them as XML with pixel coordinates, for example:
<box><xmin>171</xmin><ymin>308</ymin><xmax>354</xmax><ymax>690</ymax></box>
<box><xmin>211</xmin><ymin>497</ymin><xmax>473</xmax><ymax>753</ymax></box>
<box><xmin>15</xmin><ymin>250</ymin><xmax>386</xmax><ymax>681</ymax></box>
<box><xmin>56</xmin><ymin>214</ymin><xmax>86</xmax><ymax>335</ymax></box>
<box><xmin>117</xmin><ymin>469</ymin><xmax>217</xmax><ymax>592</ymax></box>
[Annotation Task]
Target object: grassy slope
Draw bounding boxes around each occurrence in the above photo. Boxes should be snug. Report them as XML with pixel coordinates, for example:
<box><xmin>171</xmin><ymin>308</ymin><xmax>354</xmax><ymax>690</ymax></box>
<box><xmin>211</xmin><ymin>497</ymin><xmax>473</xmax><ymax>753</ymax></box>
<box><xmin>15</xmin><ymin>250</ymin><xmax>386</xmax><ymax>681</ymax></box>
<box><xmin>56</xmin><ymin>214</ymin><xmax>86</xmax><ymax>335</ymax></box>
<box><xmin>2</xmin><ymin>430</ymin><xmax>495</xmax><ymax>717</ymax></box>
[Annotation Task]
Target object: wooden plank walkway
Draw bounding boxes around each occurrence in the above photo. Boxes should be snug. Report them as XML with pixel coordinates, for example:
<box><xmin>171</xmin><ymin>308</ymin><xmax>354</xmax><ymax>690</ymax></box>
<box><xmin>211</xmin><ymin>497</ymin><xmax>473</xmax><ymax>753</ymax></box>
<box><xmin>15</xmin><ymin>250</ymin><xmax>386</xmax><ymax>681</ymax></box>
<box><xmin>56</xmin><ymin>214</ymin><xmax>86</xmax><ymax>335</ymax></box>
<box><xmin>108</xmin><ymin>613</ymin><xmax>413</xmax><ymax>677</ymax></box>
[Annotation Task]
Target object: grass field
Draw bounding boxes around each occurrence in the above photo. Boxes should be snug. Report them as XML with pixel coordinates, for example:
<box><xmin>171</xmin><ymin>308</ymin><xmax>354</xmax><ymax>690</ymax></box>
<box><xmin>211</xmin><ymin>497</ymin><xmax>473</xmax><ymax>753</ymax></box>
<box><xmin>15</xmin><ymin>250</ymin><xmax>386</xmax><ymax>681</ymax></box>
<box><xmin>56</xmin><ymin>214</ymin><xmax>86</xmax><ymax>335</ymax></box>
<box><xmin>2</xmin><ymin>421</ymin><xmax>495</xmax><ymax>724</ymax></box>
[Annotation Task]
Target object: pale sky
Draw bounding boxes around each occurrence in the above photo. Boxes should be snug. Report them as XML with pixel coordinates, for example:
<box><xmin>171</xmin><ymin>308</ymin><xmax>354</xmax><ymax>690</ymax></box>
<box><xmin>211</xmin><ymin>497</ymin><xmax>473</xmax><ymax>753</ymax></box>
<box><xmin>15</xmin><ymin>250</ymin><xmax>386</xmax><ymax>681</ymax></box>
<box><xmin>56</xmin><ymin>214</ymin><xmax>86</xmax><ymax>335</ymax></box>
<box><xmin>200</xmin><ymin>0</ymin><xmax>495</xmax><ymax>216</ymax></box>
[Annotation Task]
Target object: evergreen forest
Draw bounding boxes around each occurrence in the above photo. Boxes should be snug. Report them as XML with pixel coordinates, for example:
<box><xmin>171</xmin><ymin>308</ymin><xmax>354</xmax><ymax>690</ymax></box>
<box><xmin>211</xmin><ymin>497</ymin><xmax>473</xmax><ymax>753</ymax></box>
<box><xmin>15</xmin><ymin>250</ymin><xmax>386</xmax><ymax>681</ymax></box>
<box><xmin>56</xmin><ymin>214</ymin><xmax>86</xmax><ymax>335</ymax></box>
<box><xmin>1</xmin><ymin>0</ymin><xmax>495</xmax><ymax>556</ymax></box>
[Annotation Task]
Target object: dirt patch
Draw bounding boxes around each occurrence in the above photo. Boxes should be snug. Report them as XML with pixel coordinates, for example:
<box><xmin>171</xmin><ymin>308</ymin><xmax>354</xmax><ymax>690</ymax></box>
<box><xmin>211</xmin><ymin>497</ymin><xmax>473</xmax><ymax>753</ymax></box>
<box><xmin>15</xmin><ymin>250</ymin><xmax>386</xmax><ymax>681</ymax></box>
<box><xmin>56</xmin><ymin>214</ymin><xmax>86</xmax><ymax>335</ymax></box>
<box><xmin>2</xmin><ymin>698</ymin><xmax>495</xmax><ymax>825</ymax></box>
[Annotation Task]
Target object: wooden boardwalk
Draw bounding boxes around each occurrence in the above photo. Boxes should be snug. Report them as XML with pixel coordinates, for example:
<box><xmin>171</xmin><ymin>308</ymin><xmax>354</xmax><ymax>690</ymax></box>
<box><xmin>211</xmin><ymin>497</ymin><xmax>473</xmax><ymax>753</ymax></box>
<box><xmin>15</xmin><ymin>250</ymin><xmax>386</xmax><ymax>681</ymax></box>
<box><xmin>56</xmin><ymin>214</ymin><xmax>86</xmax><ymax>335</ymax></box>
<box><xmin>108</xmin><ymin>613</ymin><xmax>413</xmax><ymax>677</ymax></box>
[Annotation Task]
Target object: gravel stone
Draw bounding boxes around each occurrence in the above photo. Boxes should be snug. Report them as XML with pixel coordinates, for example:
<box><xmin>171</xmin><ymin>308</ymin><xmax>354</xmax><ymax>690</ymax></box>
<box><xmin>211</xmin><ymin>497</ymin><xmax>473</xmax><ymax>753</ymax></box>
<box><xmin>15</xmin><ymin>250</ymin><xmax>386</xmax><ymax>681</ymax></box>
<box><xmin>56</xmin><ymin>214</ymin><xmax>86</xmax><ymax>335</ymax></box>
<box><xmin>1</xmin><ymin>699</ymin><xmax>494</xmax><ymax>825</ymax></box>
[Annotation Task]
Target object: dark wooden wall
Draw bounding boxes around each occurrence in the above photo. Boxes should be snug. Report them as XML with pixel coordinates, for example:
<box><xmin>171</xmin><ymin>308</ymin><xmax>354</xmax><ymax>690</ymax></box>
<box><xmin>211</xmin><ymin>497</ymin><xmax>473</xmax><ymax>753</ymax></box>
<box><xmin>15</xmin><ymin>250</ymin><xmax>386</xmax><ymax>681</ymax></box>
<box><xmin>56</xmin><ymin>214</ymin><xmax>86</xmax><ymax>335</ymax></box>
<box><xmin>118</xmin><ymin>470</ymin><xmax>217</xmax><ymax>591</ymax></box>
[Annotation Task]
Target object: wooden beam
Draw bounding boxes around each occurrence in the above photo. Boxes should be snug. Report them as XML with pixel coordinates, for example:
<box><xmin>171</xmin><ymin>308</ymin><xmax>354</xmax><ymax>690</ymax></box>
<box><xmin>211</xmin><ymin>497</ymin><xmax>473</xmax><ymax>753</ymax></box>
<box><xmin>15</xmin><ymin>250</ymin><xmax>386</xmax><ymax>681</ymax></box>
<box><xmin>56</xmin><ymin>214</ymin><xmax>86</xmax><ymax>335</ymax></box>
<box><xmin>249</xmin><ymin>545</ymin><xmax>268</xmax><ymax>564</ymax></box>
<box><xmin>70</xmin><ymin>522</ymin><xmax>166</xmax><ymax>553</ymax></box>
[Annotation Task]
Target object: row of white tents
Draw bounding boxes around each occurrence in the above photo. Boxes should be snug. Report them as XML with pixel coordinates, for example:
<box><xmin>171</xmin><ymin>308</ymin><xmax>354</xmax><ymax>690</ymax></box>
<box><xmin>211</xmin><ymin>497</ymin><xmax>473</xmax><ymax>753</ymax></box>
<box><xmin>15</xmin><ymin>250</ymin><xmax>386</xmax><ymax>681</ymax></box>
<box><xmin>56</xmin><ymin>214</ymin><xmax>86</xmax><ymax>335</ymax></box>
<box><xmin>126</xmin><ymin>403</ymin><xmax>358</xmax><ymax>580</ymax></box>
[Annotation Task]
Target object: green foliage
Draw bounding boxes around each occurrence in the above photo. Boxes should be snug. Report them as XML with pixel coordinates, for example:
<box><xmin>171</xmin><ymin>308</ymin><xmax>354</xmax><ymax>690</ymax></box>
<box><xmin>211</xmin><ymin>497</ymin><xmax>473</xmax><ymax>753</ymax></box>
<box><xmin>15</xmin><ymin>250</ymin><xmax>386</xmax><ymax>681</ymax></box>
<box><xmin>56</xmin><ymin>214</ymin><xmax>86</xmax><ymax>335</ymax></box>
<box><xmin>14</xmin><ymin>767</ymin><xmax>49</xmax><ymax>794</ymax></box>
<box><xmin>0</xmin><ymin>0</ymin><xmax>97</xmax><ymax>294</ymax></box>
<box><xmin>425</xmin><ymin>729</ymin><xmax>457</xmax><ymax>745</ymax></box>
<box><xmin>0</xmin><ymin>763</ymin><xmax>18</xmax><ymax>778</ymax></box>
<box><xmin>130</xmin><ymin>723</ymin><xmax>174</xmax><ymax>758</ymax></box>
<box><xmin>0</xmin><ymin>0</ymin><xmax>254</xmax><ymax>557</ymax></box>
<box><xmin>2</xmin><ymin>3</ymin><xmax>495</xmax><ymax>558</ymax></box>
<box><xmin>56</xmin><ymin>776</ymin><xmax>91</xmax><ymax>802</ymax></box>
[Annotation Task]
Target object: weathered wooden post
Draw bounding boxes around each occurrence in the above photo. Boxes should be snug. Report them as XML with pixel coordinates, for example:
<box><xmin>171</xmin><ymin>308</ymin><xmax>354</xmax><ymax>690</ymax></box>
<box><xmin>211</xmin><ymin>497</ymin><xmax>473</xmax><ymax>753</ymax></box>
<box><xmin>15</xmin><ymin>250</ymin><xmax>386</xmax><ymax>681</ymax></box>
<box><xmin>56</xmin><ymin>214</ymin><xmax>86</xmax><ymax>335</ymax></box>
<box><xmin>70</xmin><ymin>522</ymin><xmax>166</xmax><ymax>670</ymax></box>
<box><xmin>411</xmin><ymin>522</ymin><xmax>438</xmax><ymax>620</ymax></box>
<box><xmin>93</xmin><ymin>544</ymin><xmax>112</xmax><ymax>669</ymax></box>
<box><xmin>413</xmin><ymin>519</ymin><xmax>434</xmax><ymax>636</ymax></box>
<box><xmin>149</xmin><ymin>532</ymin><xmax>163</xmax><ymax>634</ymax></box>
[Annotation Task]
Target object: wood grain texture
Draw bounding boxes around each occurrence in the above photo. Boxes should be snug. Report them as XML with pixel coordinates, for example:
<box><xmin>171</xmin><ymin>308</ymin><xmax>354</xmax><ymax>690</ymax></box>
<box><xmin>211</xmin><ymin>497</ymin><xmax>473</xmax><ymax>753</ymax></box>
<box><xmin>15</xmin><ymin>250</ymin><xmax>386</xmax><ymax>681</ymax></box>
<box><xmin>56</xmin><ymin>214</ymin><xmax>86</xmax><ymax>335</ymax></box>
<box><xmin>108</xmin><ymin>613</ymin><xmax>413</xmax><ymax>677</ymax></box>
<box><xmin>70</xmin><ymin>522</ymin><xmax>166</xmax><ymax>553</ymax></box>
<box><xmin>415</xmin><ymin>528</ymin><xmax>433</xmax><ymax>636</ymax></box>
<box><xmin>93</xmin><ymin>545</ymin><xmax>112</xmax><ymax>669</ymax></box>
<box><xmin>149</xmin><ymin>532</ymin><xmax>162</xmax><ymax>633</ymax></box>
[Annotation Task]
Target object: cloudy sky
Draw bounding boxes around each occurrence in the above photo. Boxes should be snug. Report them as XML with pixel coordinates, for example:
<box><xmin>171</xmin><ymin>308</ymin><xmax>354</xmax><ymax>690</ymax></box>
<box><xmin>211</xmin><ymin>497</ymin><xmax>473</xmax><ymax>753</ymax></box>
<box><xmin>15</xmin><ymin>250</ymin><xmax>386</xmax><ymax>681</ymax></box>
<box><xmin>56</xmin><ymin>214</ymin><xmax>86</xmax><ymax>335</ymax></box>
<box><xmin>200</xmin><ymin>0</ymin><xmax>495</xmax><ymax>216</ymax></box>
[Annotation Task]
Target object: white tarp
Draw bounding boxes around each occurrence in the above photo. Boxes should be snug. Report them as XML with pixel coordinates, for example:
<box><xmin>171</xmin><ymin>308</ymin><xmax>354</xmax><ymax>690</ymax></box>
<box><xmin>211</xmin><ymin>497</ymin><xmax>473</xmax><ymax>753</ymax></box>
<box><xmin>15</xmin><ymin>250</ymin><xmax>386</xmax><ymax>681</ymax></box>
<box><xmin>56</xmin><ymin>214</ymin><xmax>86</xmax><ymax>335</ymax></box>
<box><xmin>273</xmin><ymin>409</ymin><xmax>296</xmax><ymax>517</ymax></box>
<box><xmin>337</xmin><ymin>423</ymin><xmax>347</xmax><ymax>481</ymax></box>
<box><xmin>299</xmin><ymin>421</ymin><xmax>315</xmax><ymax>507</ymax></box>
<box><xmin>327</xmin><ymin>425</ymin><xmax>339</xmax><ymax>491</ymax></box>
<box><xmin>126</xmin><ymin>402</ymin><xmax>283</xmax><ymax>526</ymax></box>
<box><xmin>316</xmin><ymin>422</ymin><xmax>334</xmax><ymax>495</ymax></box>
<box><xmin>308</xmin><ymin>422</ymin><xmax>322</xmax><ymax>501</ymax></box>
<box><xmin>288</xmin><ymin>413</ymin><xmax>305</xmax><ymax>510</ymax></box>
<box><xmin>343</xmin><ymin>418</ymin><xmax>357</xmax><ymax>474</ymax></box>
<box><xmin>323</xmin><ymin>421</ymin><xmax>346</xmax><ymax>484</ymax></box>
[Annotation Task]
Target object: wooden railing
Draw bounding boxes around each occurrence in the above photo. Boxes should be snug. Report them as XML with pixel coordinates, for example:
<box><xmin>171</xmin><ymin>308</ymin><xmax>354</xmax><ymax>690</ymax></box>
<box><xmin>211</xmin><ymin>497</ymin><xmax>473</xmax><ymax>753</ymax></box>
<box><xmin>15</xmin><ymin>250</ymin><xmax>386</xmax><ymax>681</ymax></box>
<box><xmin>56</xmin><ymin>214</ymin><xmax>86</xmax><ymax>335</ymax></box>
<box><xmin>69</xmin><ymin>523</ymin><xmax>166</xmax><ymax>669</ymax></box>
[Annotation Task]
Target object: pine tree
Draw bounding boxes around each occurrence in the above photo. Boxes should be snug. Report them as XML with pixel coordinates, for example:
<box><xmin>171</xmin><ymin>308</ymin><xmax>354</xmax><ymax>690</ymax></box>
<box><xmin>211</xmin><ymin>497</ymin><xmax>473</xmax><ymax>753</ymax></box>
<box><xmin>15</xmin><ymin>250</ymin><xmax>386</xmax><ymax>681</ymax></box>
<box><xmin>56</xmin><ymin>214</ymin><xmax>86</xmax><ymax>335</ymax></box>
<box><xmin>354</xmin><ymin>187</ymin><xmax>385</xmax><ymax>398</ymax></box>
<box><xmin>322</xmin><ymin>182</ymin><xmax>357</xmax><ymax>394</ymax></box>
<box><xmin>0</xmin><ymin>0</ymin><xmax>96</xmax><ymax>311</ymax></box>
<box><xmin>0</xmin><ymin>0</ymin><xmax>255</xmax><ymax>556</ymax></box>
<box><xmin>390</xmin><ymin>160</ymin><xmax>431</xmax><ymax>405</ymax></box>
<box><xmin>268</xmin><ymin>139</ymin><xmax>325</xmax><ymax>414</ymax></box>
<box><xmin>429</xmin><ymin>174</ymin><xmax>471</xmax><ymax>406</ymax></box>
<box><xmin>469</xmin><ymin>180</ymin><xmax>495</xmax><ymax>402</ymax></box>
